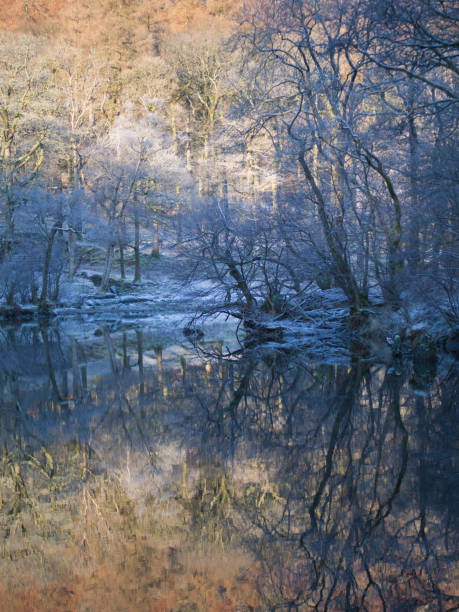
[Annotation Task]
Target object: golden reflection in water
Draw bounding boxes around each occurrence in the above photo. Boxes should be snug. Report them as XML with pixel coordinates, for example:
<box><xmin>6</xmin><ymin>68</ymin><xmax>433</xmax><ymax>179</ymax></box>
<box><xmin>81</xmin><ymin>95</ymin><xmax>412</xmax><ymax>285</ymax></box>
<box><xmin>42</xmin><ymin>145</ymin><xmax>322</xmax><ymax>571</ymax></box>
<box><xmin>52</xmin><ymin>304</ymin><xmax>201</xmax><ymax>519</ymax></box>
<box><xmin>0</xmin><ymin>327</ymin><xmax>458</xmax><ymax>611</ymax></box>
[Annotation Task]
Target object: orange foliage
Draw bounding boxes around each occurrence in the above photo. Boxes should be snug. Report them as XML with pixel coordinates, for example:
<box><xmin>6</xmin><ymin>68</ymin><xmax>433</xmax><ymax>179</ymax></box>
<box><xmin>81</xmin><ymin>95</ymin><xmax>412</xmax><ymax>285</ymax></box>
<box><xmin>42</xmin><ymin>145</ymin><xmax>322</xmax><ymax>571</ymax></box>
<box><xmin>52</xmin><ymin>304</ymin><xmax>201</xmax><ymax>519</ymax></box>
<box><xmin>0</xmin><ymin>0</ymin><xmax>242</xmax><ymax>47</ymax></box>
<box><xmin>0</xmin><ymin>0</ymin><xmax>65</xmax><ymax>33</ymax></box>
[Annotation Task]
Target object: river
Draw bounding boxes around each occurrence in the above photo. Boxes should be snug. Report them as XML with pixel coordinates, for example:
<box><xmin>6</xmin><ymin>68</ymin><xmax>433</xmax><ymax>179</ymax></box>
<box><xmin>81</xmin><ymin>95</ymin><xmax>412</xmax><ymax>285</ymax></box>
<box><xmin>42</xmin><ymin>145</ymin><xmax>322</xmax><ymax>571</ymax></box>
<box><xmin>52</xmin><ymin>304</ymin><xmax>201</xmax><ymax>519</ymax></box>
<box><xmin>0</xmin><ymin>321</ymin><xmax>457</xmax><ymax>611</ymax></box>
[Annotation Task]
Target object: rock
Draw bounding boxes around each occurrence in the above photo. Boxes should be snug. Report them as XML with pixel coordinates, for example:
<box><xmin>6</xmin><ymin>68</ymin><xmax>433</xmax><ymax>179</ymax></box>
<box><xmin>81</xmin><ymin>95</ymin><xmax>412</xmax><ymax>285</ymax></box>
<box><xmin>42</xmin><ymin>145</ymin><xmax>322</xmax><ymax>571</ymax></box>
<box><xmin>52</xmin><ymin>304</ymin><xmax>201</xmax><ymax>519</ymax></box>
<box><xmin>54</xmin><ymin>307</ymin><xmax>81</xmax><ymax>315</ymax></box>
<box><xmin>120</xmin><ymin>295</ymin><xmax>147</xmax><ymax>304</ymax></box>
<box><xmin>183</xmin><ymin>326</ymin><xmax>204</xmax><ymax>340</ymax></box>
<box><xmin>89</xmin><ymin>273</ymin><xmax>102</xmax><ymax>287</ymax></box>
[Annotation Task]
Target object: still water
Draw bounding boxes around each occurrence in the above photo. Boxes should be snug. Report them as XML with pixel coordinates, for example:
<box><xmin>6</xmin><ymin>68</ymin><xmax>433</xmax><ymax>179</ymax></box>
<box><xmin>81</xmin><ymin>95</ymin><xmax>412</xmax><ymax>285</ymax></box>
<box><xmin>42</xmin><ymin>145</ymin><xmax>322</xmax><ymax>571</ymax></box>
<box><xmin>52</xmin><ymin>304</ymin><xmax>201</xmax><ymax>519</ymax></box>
<box><xmin>0</xmin><ymin>324</ymin><xmax>458</xmax><ymax>611</ymax></box>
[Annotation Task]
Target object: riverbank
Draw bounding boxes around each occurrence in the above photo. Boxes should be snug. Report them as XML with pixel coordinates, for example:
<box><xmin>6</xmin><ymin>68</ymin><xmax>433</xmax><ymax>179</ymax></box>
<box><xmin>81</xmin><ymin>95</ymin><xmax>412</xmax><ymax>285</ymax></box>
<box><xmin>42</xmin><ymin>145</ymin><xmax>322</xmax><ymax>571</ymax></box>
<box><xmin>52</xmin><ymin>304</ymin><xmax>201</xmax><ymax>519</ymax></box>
<box><xmin>1</xmin><ymin>251</ymin><xmax>458</xmax><ymax>365</ymax></box>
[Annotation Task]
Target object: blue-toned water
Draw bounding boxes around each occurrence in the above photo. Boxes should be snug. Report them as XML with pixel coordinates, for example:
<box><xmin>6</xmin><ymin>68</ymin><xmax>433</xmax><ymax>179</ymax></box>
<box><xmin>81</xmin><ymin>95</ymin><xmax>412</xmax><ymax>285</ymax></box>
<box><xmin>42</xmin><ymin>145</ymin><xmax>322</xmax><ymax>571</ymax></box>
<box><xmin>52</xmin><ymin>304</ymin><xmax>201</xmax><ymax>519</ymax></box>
<box><xmin>0</xmin><ymin>323</ymin><xmax>457</xmax><ymax>610</ymax></box>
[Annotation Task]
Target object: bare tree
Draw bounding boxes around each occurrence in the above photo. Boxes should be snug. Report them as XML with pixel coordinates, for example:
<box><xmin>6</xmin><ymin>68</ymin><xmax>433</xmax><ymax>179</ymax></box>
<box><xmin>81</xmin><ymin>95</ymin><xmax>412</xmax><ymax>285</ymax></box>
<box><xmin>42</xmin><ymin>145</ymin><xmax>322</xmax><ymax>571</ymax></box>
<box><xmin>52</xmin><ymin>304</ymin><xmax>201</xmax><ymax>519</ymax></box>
<box><xmin>237</xmin><ymin>0</ymin><xmax>412</xmax><ymax>320</ymax></box>
<box><xmin>0</xmin><ymin>34</ymin><xmax>50</xmax><ymax>255</ymax></box>
<box><xmin>87</xmin><ymin>108</ymin><xmax>192</xmax><ymax>289</ymax></box>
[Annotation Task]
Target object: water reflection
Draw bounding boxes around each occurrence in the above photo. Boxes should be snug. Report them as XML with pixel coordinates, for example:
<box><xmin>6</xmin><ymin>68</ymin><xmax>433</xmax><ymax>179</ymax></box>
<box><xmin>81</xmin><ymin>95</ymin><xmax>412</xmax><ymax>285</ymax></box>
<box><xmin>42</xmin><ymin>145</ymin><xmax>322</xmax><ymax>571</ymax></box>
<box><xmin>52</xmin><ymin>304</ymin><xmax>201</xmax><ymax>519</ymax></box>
<box><xmin>0</xmin><ymin>325</ymin><xmax>457</xmax><ymax>610</ymax></box>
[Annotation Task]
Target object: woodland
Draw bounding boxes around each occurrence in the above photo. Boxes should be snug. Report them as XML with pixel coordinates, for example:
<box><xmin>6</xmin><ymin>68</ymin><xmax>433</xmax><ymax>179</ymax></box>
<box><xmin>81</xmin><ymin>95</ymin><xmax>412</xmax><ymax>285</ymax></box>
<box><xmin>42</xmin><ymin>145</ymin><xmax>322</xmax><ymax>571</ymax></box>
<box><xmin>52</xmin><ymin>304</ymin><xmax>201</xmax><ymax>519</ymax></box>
<box><xmin>0</xmin><ymin>0</ymin><xmax>458</xmax><ymax>348</ymax></box>
<box><xmin>0</xmin><ymin>2</ymin><xmax>458</xmax><ymax>610</ymax></box>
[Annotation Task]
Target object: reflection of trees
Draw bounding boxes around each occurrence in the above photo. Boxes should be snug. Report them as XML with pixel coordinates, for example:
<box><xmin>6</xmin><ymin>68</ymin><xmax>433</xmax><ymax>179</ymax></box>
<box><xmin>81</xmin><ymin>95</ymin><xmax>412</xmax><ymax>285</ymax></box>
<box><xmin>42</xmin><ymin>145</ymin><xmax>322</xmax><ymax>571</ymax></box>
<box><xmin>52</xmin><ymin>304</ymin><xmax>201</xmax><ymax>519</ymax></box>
<box><xmin>0</xmin><ymin>326</ymin><xmax>457</xmax><ymax>610</ymax></box>
<box><xmin>182</xmin><ymin>351</ymin><xmax>457</xmax><ymax>610</ymax></box>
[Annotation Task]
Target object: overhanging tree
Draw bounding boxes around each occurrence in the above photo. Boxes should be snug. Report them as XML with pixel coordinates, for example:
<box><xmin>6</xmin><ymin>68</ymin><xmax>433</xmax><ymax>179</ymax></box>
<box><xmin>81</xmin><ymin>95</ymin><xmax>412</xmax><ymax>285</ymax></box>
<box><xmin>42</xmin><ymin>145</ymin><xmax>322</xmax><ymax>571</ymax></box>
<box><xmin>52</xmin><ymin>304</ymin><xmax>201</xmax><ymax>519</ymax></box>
<box><xmin>238</xmin><ymin>0</ymin><xmax>413</xmax><ymax>320</ymax></box>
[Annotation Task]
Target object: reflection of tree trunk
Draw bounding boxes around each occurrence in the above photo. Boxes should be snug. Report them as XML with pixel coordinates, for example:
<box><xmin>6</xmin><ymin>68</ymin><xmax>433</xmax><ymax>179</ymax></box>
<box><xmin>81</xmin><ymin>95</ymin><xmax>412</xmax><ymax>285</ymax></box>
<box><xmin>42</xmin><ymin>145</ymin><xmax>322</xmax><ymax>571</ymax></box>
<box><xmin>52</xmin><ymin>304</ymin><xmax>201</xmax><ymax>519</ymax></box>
<box><xmin>80</xmin><ymin>365</ymin><xmax>87</xmax><ymax>395</ymax></box>
<box><xmin>370</xmin><ymin>370</ymin><xmax>408</xmax><ymax>528</ymax></box>
<box><xmin>136</xmin><ymin>330</ymin><xmax>144</xmax><ymax>396</ymax></box>
<box><xmin>40</xmin><ymin>326</ymin><xmax>61</xmax><ymax>402</ymax></box>
<box><xmin>72</xmin><ymin>338</ymin><xmax>81</xmax><ymax>399</ymax></box>
<box><xmin>227</xmin><ymin>359</ymin><xmax>256</xmax><ymax>415</ymax></box>
<box><xmin>155</xmin><ymin>345</ymin><xmax>163</xmax><ymax>386</ymax></box>
<box><xmin>103</xmin><ymin>329</ymin><xmax>118</xmax><ymax>375</ymax></box>
<box><xmin>216</xmin><ymin>341</ymin><xmax>223</xmax><ymax>380</ymax></box>
<box><xmin>122</xmin><ymin>332</ymin><xmax>129</xmax><ymax>370</ymax></box>
<box><xmin>416</xmin><ymin>395</ymin><xmax>428</xmax><ymax>542</ymax></box>
<box><xmin>305</xmin><ymin>360</ymin><xmax>364</xmax><ymax>532</ymax></box>
<box><xmin>61</xmin><ymin>369</ymin><xmax>69</xmax><ymax>398</ymax></box>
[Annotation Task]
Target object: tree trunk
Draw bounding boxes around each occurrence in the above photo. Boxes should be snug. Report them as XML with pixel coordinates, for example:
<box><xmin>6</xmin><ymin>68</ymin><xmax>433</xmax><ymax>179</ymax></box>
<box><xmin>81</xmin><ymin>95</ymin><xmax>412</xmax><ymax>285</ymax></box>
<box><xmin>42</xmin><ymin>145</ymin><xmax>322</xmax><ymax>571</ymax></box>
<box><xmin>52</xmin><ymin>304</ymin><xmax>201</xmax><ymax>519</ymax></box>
<box><xmin>151</xmin><ymin>220</ymin><xmax>160</xmax><ymax>258</ymax></box>
<box><xmin>68</xmin><ymin>231</ymin><xmax>75</xmax><ymax>279</ymax></box>
<box><xmin>134</xmin><ymin>212</ymin><xmax>141</xmax><ymax>280</ymax></box>
<box><xmin>408</xmin><ymin>82</ymin><xmax>421</xmax><ymax>272</ymax></box>
<box><xmin>363</xmin><ymin>150</ymin><xmax>403</xmax><ymax>306</ymax></box>
<box><xmin>68</xmin><ymin>137</ymin><xmax>82</xmax><ymax>280</ymax></box>
<box><xmin>298</xmin><ymin>151</ymin><xmax>368</xmax><ymax>321</ymax></box>
<box><xmin>6</xmin><ymin>283</ymin><xmax>16</xmax><ymax>306</ymax></box>
<box><xmin>221</xmin><ymin>167</ymin><xmax>229</xmax><ymax>216</ymax></box>
<box><xmin>176</xmin><ymin>185</ymin><xmax>182</xmax><ymax>242</ymax></box>
<box><xmin>39</xmin><ymin>227</ymin><xmax>58</xmax><ymax>311</ymax></box>
<box><xmin>101</xmin><ymin>243</ymin><xmax>114</xmax><ymax>291</ymax></box>
<box><xmin>272</xmin><ymin>170</ymin><xmax>278</xmax><ymax>213</ymax></box>
<box><xmin>225</xmin><ymin>252</ymin><xmax>257</xmax><ymax>313</ymax></box>
<box><xmin>119</xmin><ymin>244</ymin><xmax>126</xmax><ymax>279</ymax></box>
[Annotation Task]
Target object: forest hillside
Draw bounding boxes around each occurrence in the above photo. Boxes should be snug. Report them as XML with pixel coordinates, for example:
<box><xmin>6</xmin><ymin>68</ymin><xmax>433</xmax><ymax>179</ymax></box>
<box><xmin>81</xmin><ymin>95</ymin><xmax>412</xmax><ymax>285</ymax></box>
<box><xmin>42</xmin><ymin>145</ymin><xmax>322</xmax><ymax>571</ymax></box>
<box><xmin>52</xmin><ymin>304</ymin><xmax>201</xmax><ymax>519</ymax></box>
<box><xmin>0</xmin><ymin>0</ymin><xmax>457</xmax><ymax>356</ymax></box>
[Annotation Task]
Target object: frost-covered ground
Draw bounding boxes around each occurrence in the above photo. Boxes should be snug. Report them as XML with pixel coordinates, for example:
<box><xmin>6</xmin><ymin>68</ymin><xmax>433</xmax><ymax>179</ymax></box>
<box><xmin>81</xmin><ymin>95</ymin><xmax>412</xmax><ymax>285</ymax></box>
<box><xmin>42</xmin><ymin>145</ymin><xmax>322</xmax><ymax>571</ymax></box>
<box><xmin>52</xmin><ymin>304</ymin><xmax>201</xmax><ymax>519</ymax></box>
<box><xmin>45</xmin><ymin>247</ymin><xmax>347</xmax><ymax>357</ymax></box>
<box><xmin>37</xmin><ymin>249</ymin><xmax>223</xmax><ymax>336</ymax></box>
<box><xmin>2</xmin><ymin>245</ymin><xmax>457</xmax><ymax>363</ymax></box>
